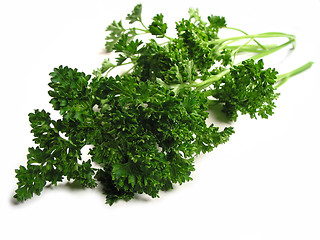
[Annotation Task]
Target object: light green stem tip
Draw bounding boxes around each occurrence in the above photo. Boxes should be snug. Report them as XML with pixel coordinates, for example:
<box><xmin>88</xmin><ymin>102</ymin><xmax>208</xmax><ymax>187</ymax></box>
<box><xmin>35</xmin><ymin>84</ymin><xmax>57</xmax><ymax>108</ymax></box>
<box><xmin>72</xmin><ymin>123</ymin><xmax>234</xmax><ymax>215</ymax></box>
<box><xmin>275</xmin><ymin>61</ymin><xmax>314</xmax><ymax>89</ymax></box>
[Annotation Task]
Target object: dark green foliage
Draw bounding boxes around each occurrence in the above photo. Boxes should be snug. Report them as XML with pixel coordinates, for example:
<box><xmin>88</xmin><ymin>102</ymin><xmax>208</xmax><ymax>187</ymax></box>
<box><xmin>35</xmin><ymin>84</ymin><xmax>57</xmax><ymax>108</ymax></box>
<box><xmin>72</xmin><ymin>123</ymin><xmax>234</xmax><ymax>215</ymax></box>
<box><xmin>148</xmin><ymin>13</ymin><xmax>168</xmax><ymax>37</ymax></box>
<box><xmin>15</xmin><ymin>67</ymin><xmax>233</xmax><ymax>205</ymax></box>
<box><xmin>207</xmin><ymin>15</ymin><xmax>227</xmax><ymax>29</ymax></box>
<box><xmin>114</xmin><ymin>35</ymin><xmax>143</xmax><ymax>65</ymax></box>
<box><xmin>14</xmin><ymin>109</ymin><xmax>96</xmax><ymax>202</ymax></box>
<box><xmin>88</xmin><ymin>74</ymin><xmax>234</xmax><ymax>205</ymax></box>
<box><xmin>48</xmin><ymin>66</ymin><xmax>92</xmax><ymax>122</ymax></box>
<box><xmin>133</xmin><ymin>40</ymin><xmax>197</xmax><ymax>84</ymax></box>
<box><xmin>211</xmin><ymin>59</ymin><xmax>280</xmax><ymax>120</ymax></box>
<box><xmin>175</xmin><ymin>16</ymin><xmax>232</xmax><ymax>76</ymax></box>
<box><xmin>14</xmin><ymin>4</ymin><xmax>309</xmax><ymax>205</ymax></box>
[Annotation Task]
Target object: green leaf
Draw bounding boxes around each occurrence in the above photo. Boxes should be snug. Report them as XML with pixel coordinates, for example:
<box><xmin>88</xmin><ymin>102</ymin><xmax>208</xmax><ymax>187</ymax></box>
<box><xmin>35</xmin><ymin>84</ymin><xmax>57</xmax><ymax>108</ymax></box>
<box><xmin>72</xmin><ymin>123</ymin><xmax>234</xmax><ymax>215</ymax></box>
<box><xmin>92</xmin><ymin>59</ymin><xmax>115</xmax><ymax>77</ymax></box>
<box><xmin>105</xmin><ymin>20</ymin><xmax>126</xmax><ymax>52</ymax></box>
<box><xmin>128</xmin><ymin>175</ymin><xmax>136</xmax><ymax>187</ymax></box>
<box><xmin>113</xmin><ymin>34</ymin><xmax>143</xmax><ymax>64</ymax></box>
<box><xmin>208</xmin><ymin>15</ymin><xmax>227</xmax><ymax>28</ymax></box>
<box><xmin>188</xmin><ymin>8</ymin><xmax>205</xmax><ymax>24</ymax></box>
<box><xmin>148</xmin><ymin>13</ymin><xmax>168</xmax><ymax>37</ymax></box>
<box><xmin>126</xmin><ymin>4</ymin><xmax>142</xmax><ymax>23</ymax></box>
<box><xmin>48</xmin><ymin>66</ymin><xmax>92</xmax><ymax>122</ymax></box>
<box><xmin>211</xmin><ymin>59</ymin><xmax>279</xmax><ymax>120</ymax></box>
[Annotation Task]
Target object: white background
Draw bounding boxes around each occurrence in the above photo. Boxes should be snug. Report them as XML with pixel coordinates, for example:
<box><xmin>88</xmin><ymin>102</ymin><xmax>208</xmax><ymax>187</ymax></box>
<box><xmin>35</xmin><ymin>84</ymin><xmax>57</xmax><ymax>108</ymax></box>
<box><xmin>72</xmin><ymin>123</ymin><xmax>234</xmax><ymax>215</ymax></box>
<box><xmin>1</xmin><ymin>0</ymin><xmax>320</xmax><ymax>239</ymax></box>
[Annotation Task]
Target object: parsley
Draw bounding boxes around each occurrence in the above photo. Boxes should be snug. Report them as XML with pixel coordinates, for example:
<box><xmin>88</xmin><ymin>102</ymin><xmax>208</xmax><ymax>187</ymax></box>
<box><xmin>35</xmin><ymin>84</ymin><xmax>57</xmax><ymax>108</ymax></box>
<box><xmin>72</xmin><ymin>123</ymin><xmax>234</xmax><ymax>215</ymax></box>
<box><xmin>148</xmin><ymin>13</ymin><xmax>168</xmax><ymax>38</ymax></box>
<box><xmin>14</xmin><ymin>4</ymin><xmax>313</xmax><ymax>205</ymax></box>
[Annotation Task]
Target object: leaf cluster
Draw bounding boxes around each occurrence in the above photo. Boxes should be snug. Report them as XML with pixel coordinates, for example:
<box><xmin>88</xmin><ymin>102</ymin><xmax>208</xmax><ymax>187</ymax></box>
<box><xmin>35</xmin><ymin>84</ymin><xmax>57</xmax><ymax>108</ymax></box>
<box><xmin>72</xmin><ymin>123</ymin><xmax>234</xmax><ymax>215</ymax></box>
<box><xmin>175</xmin><ymin>10</ymin><xmax>231</xmax><ymax>74</ymax></box>
<box><xmin>14</xmin><ymin>4</ymin><xmax>312</xmax><ymax>205</ymax></box>
<box><xmin>148</xmin><ymin>13</ymin><xmax>168</xmax><ymax>37</ymax></box>
<box><xmin>15</xmin><ymin>65</ymin><xmax>234</xmax><ymax>205</ymax></box>
<box><xmin>14</xmin><ymin>109</ymin><xmax>96</xmax><ymax>202</ymax></box>
<box><xmin>211</xmin><ymin>59</ymin><xmax>280</xmax><ymax>120</ymax></box>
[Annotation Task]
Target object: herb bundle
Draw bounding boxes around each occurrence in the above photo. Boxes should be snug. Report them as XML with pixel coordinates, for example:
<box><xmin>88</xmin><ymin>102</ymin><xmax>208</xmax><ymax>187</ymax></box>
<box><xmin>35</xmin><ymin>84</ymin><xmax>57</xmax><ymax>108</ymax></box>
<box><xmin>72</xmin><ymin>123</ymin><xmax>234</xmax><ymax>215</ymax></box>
<box><xmin>14</xmin><ymin>4</ymin><xmax>313</xmax><ymax>205</ymax></box>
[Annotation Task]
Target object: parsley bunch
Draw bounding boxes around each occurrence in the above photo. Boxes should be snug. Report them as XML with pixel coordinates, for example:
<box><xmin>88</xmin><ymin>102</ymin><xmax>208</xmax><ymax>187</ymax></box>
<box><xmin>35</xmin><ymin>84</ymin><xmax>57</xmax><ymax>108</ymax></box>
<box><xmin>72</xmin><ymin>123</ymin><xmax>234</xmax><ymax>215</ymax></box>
<box><xmin>14</xmin><ymin>4</ymin><xmax>313</xmax><ymax>205</ymax></box>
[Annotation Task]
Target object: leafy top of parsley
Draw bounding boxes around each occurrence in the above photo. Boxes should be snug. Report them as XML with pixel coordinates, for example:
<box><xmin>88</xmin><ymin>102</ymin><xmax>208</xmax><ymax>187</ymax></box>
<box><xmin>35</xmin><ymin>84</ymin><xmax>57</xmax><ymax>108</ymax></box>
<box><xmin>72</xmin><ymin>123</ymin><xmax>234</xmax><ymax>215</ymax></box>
<box><xmin>14</xmin><ymin>4</ymin><xmax>313</xmax><ymax>205</ymax></box>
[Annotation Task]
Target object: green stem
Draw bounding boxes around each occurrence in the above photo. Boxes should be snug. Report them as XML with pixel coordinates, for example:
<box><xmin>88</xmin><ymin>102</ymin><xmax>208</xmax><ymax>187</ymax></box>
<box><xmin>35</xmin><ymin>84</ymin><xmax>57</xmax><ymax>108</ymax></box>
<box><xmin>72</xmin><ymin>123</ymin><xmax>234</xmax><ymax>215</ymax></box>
<box><xmin>106</xmin><ymin>61</ymin><xmax>133</xmax><ymax>76</ymax></box>
<box><xmin>212</xmin><ymin>32</ymin><xmax>296</xmax><ymax>46</ymax></box>
<box><xmin>135</xmin><ymin>27</ymin><xmax>149</xmax><ymax>33</ymax></box>
<box><xmin>275</xmin><ymin>62</ymin><xmax>314</xmax><ymax>89</ymax></box>
<box><xmin>187</xmin><ymin>35</ymin><xmax>297</xmax><ymax>92</ymax></box>
<box><xmin>191</xmin><ymin>69</ymin><xmax>231</xmax><ymax>90</ymax></box>
<box><xmin>224</xmin><ymin>44</ymin><xmax>278</xmax><ymax>53</ymax></box>
<box><xmin>225</xmin><ymin>27</ymin><xmax>266</xmax><ymax>50</ymax></box>
<box><xmin>139</xmin><ymin>20</ymin><xmax>149</xmax><ymax>32</ymax></box>
<box><xmin>230</xmin><ymin>38</ymin><xmax>254</xmax><ymax>64</ymax></box>
<box><xmin>121</xmin><ymin>65</ymin><xmax>135</xmax><ymax>76</ymax></box>
<box><xmin>250</xmin><ymin>39</ymin><xmax>295</xmax><ymax>61</ymax></box>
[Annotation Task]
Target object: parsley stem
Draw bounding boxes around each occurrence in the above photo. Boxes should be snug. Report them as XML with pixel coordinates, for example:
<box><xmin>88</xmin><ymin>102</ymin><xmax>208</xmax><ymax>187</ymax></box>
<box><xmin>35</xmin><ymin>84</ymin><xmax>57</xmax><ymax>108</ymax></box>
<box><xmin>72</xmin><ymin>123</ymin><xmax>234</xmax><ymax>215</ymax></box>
<box><xmin>106</xmin><ymin>61</ymin><xmax>133</xmax><ymax>76</ymax></box>
<box><xmin>250</xmin><ymin>38</ymin><xmax>295</xmax><ymax>61</ymax></box>
<box><xmin>139</xmin><ymin>20</ymin><xmax>149</xmax><ymax>32</ymax></box>
<box><xmin>275</xmin><ymin>61</ymin><xmax>314</xmax><ymax>89</ymax></box>
<box><xmin>121</xmin><ymin>65</ymin><xmax>135</xmax><ymax>76</ymax></box>
<box><xmin>185</xmin><ymin>36</ymin><xmax>296</xmax><ymax>92</ymax></box>
<box><xmin>213</xmin><ymin>32</ymin><xmax>296</xmax><ymax>45</ymax></box>
<box><xmin>230</xmin><ymin>38</ymin><xmax>254</xmax><ymax>64</ymax></box>
<box><xmin>225</xmin><ymin>27</ymin><xmax>266</xmax><ymax>50</ymax></box>
<box><xmin>192</xmin><ymin>69</ymin><xmax>231</xmax><ymax>90</ymax></box>
<box><xmin>224</xmin><ymin>44</ymin><xmax>278</xmax><ymax>53</ymax></box>
<box><xmin>135</xmin><ymin>27</ymin><xmax>149</xmax><ymax>33</ymax></box>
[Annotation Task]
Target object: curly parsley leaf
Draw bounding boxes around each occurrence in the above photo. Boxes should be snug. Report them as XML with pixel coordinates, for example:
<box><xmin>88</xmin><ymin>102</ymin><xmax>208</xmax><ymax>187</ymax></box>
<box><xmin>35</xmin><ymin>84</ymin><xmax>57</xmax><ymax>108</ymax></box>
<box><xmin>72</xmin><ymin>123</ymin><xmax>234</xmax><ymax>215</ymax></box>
<box><xmin>113</xmin><ymin>34</ymin><xmax>143</xmax><ymax>64</ymax></box>
<box><xmin>148</xmin><ymin>13</ymin><xmax>168</xmax><ymax>37</ymax></box>
<box><xmin>92</xmin><ymin>58</ymin><xmax>115</xmax><ymax>77</ymax></box>
<box><xmin>14</xmin><ymin>109</ymin><xmax>96</xmax><ymax>202</ymax></box>
<box><xmin>48</xmin><ymin>66</ymin><xmax>92</xmax><ymax>122</ymax></box>
<box><xmin>126</xmin><ymin>3</ymin><xmax>142</xmax><ymax>24</ymax></box>
<box><xmin>211</xmin><ymin>59</ymin><xmax>280</xmax><ymax>120</ymax></box>
<box><xmin>207</xmin><ymin>15</ymin><xmax>227</xmax><ymax>29</ymax></box>
<box><xmin>105</xmin><ymin>20</ymin><xmax>126</xmax><ymax>52</ymax></box>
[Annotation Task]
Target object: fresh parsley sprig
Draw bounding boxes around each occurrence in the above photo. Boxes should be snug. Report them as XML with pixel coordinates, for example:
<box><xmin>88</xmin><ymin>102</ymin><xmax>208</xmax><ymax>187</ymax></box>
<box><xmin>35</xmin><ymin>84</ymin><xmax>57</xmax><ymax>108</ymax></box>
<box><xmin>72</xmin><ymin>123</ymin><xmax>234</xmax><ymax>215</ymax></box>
<box><xmin>14</xmin><ymin>4</ymin><xmax>313</xmax><ymax>205</ymax></box>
